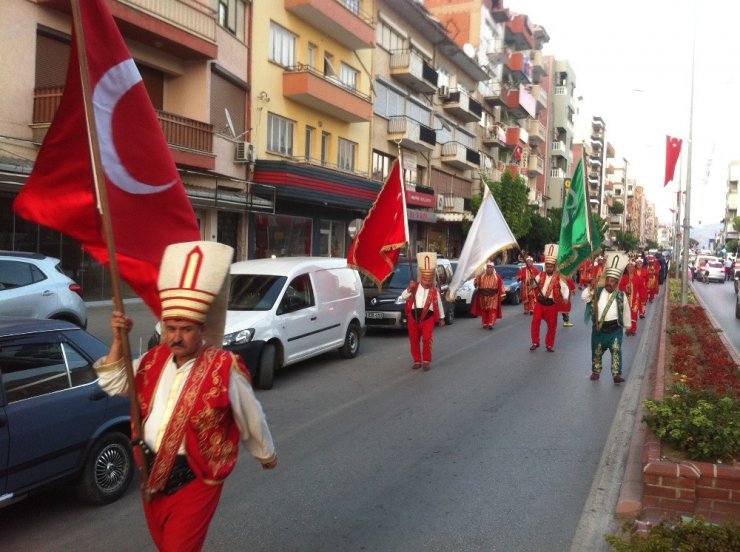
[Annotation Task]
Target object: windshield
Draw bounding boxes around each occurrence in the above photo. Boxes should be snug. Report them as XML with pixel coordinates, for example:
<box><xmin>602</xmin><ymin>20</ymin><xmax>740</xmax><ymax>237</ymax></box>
<box><xmin>228</xmin><ymin>274</ymin><xmax>287</xmax><ymax>311</ymax></box>
<box><xmin>361</xmin><ymin>263</ymin><xmax>414</xmax><ymax>290</ymax></box>
<box><xmin>495</xmin><ymin>266</ymin><xmax>518</xmax><ymax>279</ymax></box>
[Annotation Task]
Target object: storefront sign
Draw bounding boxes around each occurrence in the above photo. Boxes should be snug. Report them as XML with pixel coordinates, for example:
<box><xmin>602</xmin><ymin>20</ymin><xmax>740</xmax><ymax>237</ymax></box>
<box><xmin>405</xmin><ymin>190</ymin><xmax>435</xmax><ymax>207</ymax></box>
<box><xmin>407</xmin><ymin>208</ymin><xmax>437</xmax><ymax>223</ymax></box>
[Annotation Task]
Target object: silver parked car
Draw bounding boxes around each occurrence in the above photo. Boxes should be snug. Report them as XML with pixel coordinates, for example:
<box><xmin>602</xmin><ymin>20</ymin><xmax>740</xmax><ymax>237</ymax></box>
<box><xmin>0</xmin><ymin>251</ymin><xmax>87</xmax><ymax>328</ymax></box>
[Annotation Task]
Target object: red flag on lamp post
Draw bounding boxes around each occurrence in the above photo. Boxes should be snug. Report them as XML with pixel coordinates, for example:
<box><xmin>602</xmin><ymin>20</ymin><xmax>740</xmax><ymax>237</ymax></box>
<box><xmin>664</xmin><ymin>135</ymin><xmax>682</xmax><ymax>186</ymax></box>
<box><xmin>13</xmin><ymin>0</ymin><xmax>201</xmax><ymax>317</ymax></box>
<box><xmin>347</xmin><ymin>159</ymin><xmax>409</xmax><ymax>287</ymax></box>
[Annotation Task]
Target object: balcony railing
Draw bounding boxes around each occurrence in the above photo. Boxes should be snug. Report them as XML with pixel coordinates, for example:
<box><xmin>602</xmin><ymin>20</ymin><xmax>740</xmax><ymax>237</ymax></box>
<box><xmin>387</xmin><ymin>116</ymin><xmax>436</xmax><ymax>152</ymax></box>
<box><xmin>33</xmin><ymin>86</ymin><xmax>213</xmax><ymax>154</ymax></box>
<box><xmin>390</xmin><ymin>49</ymin><xmax>438</xmax><ymax>94</ymax></box>
<box><xmin>550</xmin><ymin>168</ymin><xmax>564</xmax><ymax>178</ymax></box>
<box><xmin>120</xmin><ymin>0</ymin><xmax>217</xmax><ymax>42</ymax></box>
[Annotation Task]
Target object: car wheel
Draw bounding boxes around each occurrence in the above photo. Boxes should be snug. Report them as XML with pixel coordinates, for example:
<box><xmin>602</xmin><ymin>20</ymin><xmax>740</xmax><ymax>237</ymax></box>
<box><xmin>445</xmin><ymin>304</ymin><xmax>455</xmax><ymax>325</ymax></box>
<box><xmin>76</xmin><ymin>431</ymin><xmax>134</xmax><ymax>505</ymax></box>
<box><xmin>256</xmin><ymin>342</ymin><xmax>277</xmax><ymax>390</ymax></box>
<box><xmin>339</xmin><ymin>323</ymin><xmax>361</xmax><ymax>359</ymax></box>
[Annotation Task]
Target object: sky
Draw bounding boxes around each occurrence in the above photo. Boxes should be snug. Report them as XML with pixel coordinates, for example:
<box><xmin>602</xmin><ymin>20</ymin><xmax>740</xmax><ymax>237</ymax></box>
<box><xmin>509</xmin><ymin>0</ymin><xmax>739</xmax><ymax>228</ymax></box>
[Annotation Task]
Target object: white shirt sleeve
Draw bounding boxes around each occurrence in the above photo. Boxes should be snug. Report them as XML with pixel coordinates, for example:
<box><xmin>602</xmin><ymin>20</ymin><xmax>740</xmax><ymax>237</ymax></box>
<box><xmin>559</xmin><ymin>279</ymin><xmax>570</xmax><ymax>301</ymax></box>
<box><xmin>93</xmin><ymin>356</ymin><xmax>141</xmax><ymax>396</ymax></box>
<box><xmin>229</xmin><ymin>370</ymin><xmax>276</xmax><ymax>462</ymax></box>
<box><xmin>622</xmin><ymin>293</ymin><xmax>633</xmax><ymax>329</ymax></box>
<box><xmin>581</xmin><ymin>287</ymin><xmax>594</xmax><ymax>303</ymax></box>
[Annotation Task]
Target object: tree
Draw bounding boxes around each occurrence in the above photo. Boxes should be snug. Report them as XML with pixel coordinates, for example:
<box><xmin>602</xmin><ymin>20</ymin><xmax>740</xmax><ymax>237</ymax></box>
<box><xmin>733</xmin><ymin>216</ymin><xmax>740</xmax><ymax>233</ymax></box>
<box><xmin>609</xmin><ymin>200</ymin><xmax>624</xmax><ymax>215</ymax></box>
<box><xmin>481</xmin><ymin>170</ymin><xmax>532</xmax><ymax>239</ymax></box>
<box><xmin>614</xmin><ymin>231</ymin><xmax>639</xmax><ymax>253</ymax></box>
<box><xmin>645</xmin><ymin>239</ymin><xmax>659</xmax><ymax>250</ymax></box>
<box><xmin>519</xmin><ymin>210</ymin><xmax>558</xmax><ymax>254</ymax></box>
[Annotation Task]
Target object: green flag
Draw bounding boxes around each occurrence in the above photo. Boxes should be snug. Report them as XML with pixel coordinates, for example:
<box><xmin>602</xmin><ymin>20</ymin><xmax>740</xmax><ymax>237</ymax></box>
<box><xmin>557</xmin><ymin>159</ymin><xmax>601</xmax><ymax>276</ymax></box>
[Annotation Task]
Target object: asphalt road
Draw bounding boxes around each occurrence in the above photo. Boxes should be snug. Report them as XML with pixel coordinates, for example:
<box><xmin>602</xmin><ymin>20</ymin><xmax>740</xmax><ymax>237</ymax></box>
<box><xmin>0</xmin><ymin>293</ymin><xmax>660</xmax><ymax>552</ymax></box>
<box><xmin>690</xmin><ymin>278</ymin><xmax>740</xmax><ymax>355</ymax></box>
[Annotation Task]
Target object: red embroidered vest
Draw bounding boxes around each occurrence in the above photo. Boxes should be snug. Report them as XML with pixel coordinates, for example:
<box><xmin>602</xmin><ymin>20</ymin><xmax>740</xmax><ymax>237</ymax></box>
<box><xmin>135</xmin><ymin>344</ymin><xmax>248</xmax><ymax>489</ymax></box>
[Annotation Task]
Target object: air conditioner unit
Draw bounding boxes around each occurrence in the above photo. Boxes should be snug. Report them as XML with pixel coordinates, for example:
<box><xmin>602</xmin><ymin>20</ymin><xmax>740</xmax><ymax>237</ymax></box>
<box><xmin>438</xmin><ymin>85</ymin><xmax>449</xmax><ymax>99</ymax></box>
<box><xmin>234</xmin><ymin>141</ymin><xmax>254</xmax><ymax>163</ymax></box>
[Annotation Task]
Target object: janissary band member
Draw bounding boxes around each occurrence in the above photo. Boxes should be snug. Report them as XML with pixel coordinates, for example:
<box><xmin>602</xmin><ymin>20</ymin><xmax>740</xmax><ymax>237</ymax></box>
<box><xmin>529</xmin><ymin>244</ymin><xmax>570</xmax><ymax>352</ymax></box>
<box><xmin>577</xmin><ymin>258</ymin><xmax>592</xmax><ymax>289</ymax></box>
<box><xmin>634</xmin><ymin>257</ymin><xmax>648</xmax><ymax>318</ymax></box>
<box><xmin>402</xmin><ymin>252</ymin><xmax>445</xmax><ymax>371</ymax></box>
<box><xmin>619</xmin><ymin>260</ymin><xmax>646</xmax><ymax>336</ymax></box>
<box><xmin>559</xmin><ymin>273</ymin><xmax>577</xmax><ymax>327</ymax></box>
<box><xmin>95</xmin><ymin>241</ymin><xmax>277</xmax><ymax>551</ymax></box>
<box><xmin>646</xmin><ymin>255</ymin><xmax>660</xmax><ymax>303</ymax></box>
<box><xmin>517</xmin><ymin>256</ymin><xmax>540</xmax><ymax>315</ymax></box>
<box><xmin>581</xmin><ymin>252</ymin><xmax>632</xmax><ymax>384</ymax></box>
<box><xmin>471</xmin><ymin>261</ymin><xmax>505</xmax><ymax>330</ymax></box>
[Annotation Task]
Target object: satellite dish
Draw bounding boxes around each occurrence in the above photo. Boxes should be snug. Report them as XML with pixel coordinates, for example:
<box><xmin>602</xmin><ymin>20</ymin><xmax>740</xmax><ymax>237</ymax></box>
<box><xmin>224</xmin><ymin>108</ymin><xmax>237</xmax><ymax>138</ymax></box>
<box><xmin>462</xmin><ymin>43</ymin><xmax>476</xmax><ymax>58</ymax></box>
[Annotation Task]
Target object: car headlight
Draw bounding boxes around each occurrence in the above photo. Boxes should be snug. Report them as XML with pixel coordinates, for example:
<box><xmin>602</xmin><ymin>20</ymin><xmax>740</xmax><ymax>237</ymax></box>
<box><xmin>395</xmin><ymin>294</ymin><xmax>406</xmax><ymax>305</ymax></box>
<box><xmin>223</xmin><ymin>328</ymin><xmax>255</xmax><ymax>346</ymax></box>
<box><xmin>504</xmin><ymin>285</ymin><xmax>511</xmax><ymax>292</ymax></box>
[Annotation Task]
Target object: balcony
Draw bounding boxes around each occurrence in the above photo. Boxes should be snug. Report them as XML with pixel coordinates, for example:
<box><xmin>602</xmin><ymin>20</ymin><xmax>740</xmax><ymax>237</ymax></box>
<box><xmin>529</xmin><ymin>84</ymin><xmax>548</xmax><ymax>110</ymax></box>
<box><xmin>531</xmin><ymin>50</ymin><xmax>547</xmax><ymax>80</ymax></box>
<box><xmin>527</xmin><ymin>154</ymin><xmax>544</xmax><ymax>176</ymax></box>
<box><xmin>390</xmin><ymin>50</ymin><xmax>438</xmax><ymax>94</ymax></box>
<box><xmin>482</xmin><ymin>81</ymin><xmax>514</xmax><ymax>108</ymax></box>
<box><xmin>387</xmin><ymin>116</ymin><xmax>436</xmax><ymax>153</ymax></box>
<box><xmin>440</xmin><ymin>88</ymin><xmax>483</xmax><ymax>123</ymax></box>
<box><xmin>505</xmin><ymin>14</ymin><xmax>535</xmax><ymax>50</ymax></box>
<box><xmin>440</xmin><ymin>194</ymin><xmax>465</xmax><ymax>214</ymax></box>
<box><xmin>485</xmin><ymin>38</ymin><xmax>510</xmax><ymax>64</ymax></box>
<box><xmin>283</xmin><ymin>65</ymin><xmax>372</xmax><ymax>123</ymax></box>
<box><xmin>526</xmin><ymin>120</ymin><xmax>546</xmax><ymax>144</ymax></box>
<box><xmin>550</xmin><ymin>168</ymin><xmax>565</xmax><ymax>179</ymax></box>
<box><xmin>504</xmin><ymin>51</ymin><xmax>533</xmax><ymax>84</ymax></box>
<box><xmin>284</xmin><ymin>0</ymin><xmax>374</xmax><ymax>50</ymax></box>
<box><xmin>503</xmin><ymin>85</ymin><xmax>537</xmax><ymax>119</ymax></box>
<box><xmin>551</xmin><ymin>140</ymin><xmax>568</xmax><ymax>159</ymax></box>
<box><xmin>505</xmin><ymin>126</ymin><xmax>529</xmax><ymax>148</ymax></box>
<box><xmin>589</xmin><ymin>157</ymin><xmax>602</xmax><ymax>167</ymax></box>
<box><xmin>440</xmin><ymin>142</ymin><xmax>480</xmax><ymax>170</ymax></box>
<box><xmin>39</xmin><ymin>0</ymin><xmax>218</xmax><ymax>60</ymax></box>
<box><xmin>482</xmin><ymin>124</ymin><xmax>508</xmax><ymax>148</ymax></box>
<box><xmin>32</xmin><ymin>86</ymin><xmax>214</xmax><ymax>168</ymax></box>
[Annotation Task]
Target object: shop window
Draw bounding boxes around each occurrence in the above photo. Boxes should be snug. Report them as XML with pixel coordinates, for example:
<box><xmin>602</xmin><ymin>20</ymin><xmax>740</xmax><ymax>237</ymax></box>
<box><xmin>320</xmin><ymin>220</ymin><xmax>346</xmax><ymax>257</ymax></box>
<box><xmin>254</xmin><ymin>214</ymin><xmax>312</xmax><ymax>258</ymax></box>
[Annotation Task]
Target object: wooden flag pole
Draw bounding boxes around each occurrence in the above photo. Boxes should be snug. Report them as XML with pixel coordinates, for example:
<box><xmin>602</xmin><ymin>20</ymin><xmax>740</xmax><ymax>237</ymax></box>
<box><xmin>70</xmin><ymin>0</ymin><xmax>149</xmax><ymax>488</ymax></box>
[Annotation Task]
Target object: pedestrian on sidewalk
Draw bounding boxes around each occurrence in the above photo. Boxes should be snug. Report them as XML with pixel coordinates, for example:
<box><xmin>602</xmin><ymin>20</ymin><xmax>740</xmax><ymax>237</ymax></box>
<box><xmin>94</xmin><ymin>241</ymin><xmax>277</xmax><ymax>551</ymax></box>
<box><xmin>582</xmin><ymin>252</ymin><xmax>632</xmax><ymax>384</ymax></box>
<box><xmin>529</xmin><ymin>244</ymin><xmax>570</xmax><ymax>352</ymax></box>
<box><xmin>471</xmin><ymin>260</ymin><xmax>505</xmax><ymax>330</ymax></box>
<box><xmin>402</xmin><ymin>252</ymin><xmax>445</xmax><ymax>371</ymax></box>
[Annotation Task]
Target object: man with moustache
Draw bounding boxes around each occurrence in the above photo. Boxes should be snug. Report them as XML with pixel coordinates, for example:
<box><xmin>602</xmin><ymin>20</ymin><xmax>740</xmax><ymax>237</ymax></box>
<box><xmin>529</xmin><ymin>244</ymin><xmax>570</xmax><ymax>352</ymax></box>
<box><xmin>517</xmin><ymin>255</ymin><xmax>540</xmax><ymax>315</ymax></box>
<box><xmin>95</xmin><ymin>241</ymin><xmax>276</xmax><ymax>551</ymax></box>
<box><xmin>581</xmin><ymin>252</ymin><xmax>632</xmax><ymax>384</ymax></box>
<box><xmin>471</xmin><ymin>260</ymin><xmax>506</xmax><ymax>330</ymax></box>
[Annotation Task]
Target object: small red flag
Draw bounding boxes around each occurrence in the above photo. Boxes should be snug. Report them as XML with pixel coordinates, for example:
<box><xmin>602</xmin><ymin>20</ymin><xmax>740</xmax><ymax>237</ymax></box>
<box><xmin>664</xmin><ymin>135</ymin><xmax>682</xmax><ymax>186</ymax></box>
<box><xmin>347</xmin><ymin>160</ymin><xmax>409</xmax><ymax>287</ymax></box>
<box><xmin>13</xmin><ymin>0</ymin><xmax>200</xmax><ymax>317</ymax></box>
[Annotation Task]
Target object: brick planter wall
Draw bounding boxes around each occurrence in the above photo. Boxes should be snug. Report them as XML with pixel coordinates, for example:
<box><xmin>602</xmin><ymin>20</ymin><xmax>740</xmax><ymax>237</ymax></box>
<box><xmin>640</xmin><ymin>282</ymin><xmax>740</xmax><ymax>524</ymax></box>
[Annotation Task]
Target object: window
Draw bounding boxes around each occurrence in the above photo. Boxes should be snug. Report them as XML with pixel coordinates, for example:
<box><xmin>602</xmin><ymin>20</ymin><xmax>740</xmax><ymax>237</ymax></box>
<box><xmin>340</xmin><ymin>63</ymin><xmax>358</xmax><ymax>91</ymax></box>
<box><xmin>279</xmin><ymin>274</ymin><xmax>315</xmax><ymax>314</ymax></box>
<box><xmin>305</xmin><ymin>126</ymin><xmax>314</xmax><ymax>162</ymax></box>
<box><xmin>0</xmin><ymin>260</ymin><xmax>46</xmax><ymax>289</ymax></box>
<box><xmin>340</xmin><ymin>0</ymin><xmax>360</xmax><ymax>14</ymax></box>
<box><xmin>307</xmin><ymin>43</ymin><xmax>317</xmax><ymax>70</ymax></box>
<box><xmin>269</xmin><ymin>22</ymin><xmax>296</xmax><ymax>67</ymax></box>
<box><xmin>254</xmin><ymin>214</ymin><xmax>312</xmax><ymax>258</ymax></box>
<box><xmin>266</xmin><ymin>113</ymin><xmax>294</xmax><ymax>156</ymax></box>
<box><xmin>321</xmin><ymin>132</ymin><xmax>330</xmax><ymax>166</ymax></box>
<box><xmin>319</xmin><ymin>220</ymin><xmax>346</xmax><ymax>257</ymax></box>
<box><xmin>324</xmin><ymin>52</ymin><xmax>338</xmax><ymax>80</ymax></box>
<box><xmin>372</xmin><ymin>150</ymin><xmax>394</xmax><ymax>181</ymax></box>
<box><xmin>406</xmin><ymin>98</ymin><xmax>431</xmax><ymax>125</ymax></box>
<box><xmin>218</xmin><ymin>0</ymin><xmax>245</xmax><ymax>40</ymax></box>
<box><xmin>377</xmin><ymin>20</ymin><xmax>405</xmax><ymax>52</ymax></box>
<box><xmin>338</xmin><ymin>138</ymin><xmax>356</xmax><ymax>172</ymax></box>
<box><xmin>374</xmin><ymin>80</ymin><xmax>405</xmax><ymax>118</ymax></box>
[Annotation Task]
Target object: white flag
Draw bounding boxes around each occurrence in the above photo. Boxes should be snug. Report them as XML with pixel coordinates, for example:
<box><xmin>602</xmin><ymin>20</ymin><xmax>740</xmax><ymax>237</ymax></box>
<box><xmin>446</xmin><ymin>186</ymin><xmax>518</xmax><ymax>300</ymax></box>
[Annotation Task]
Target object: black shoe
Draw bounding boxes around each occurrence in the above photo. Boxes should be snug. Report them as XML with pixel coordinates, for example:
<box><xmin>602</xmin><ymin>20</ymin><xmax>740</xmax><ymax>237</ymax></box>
<box><xmin>546</xmin><ymin>346</ymin><xmax>554</xmax><ymax>352</ymax></box>
<box><xmin>530</xmin><ymin>344</ymin><xmax>539</xmax><ymax>351</ymax></box>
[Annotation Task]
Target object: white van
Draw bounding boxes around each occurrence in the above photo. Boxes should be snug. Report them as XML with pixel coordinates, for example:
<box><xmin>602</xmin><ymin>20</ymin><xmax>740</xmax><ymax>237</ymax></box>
<box><xmin>223</xmin><ymin>257</ymin><xmax>365</xmax><ymax>389</ymax></box>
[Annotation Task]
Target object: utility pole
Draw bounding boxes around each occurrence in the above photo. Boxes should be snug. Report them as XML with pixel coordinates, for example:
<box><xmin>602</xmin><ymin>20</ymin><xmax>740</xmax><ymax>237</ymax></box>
<box><xmin>680</xmin><ymin>25</ymin><xmax>696</xmax><ymax>306</ymax></box>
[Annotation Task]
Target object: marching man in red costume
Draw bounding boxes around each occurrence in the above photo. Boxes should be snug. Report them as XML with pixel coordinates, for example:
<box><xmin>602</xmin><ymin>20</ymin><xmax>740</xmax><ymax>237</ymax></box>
<box><xmin>645</xmin><ymin>255</ymin><xmax>660</xmax><ymax>303</ymax></box>
<box><xmin>578</xmin><ymin>259</ymin><xmax>592</xmax><ymax>289</ymax></box>
<box><xmin>402</xmin><ymin>252</ymin><xmax>445</xmax><ymax>371</ymax></box>
<box><xmin>619</xmin><ymin>259</ymin><xmax>646</xmax><ymax>336</ymax></box>
<box><xmin>471</xmin><ymin>261</ymin><xmax>506</xmax><ymax>330</ymax></box>
<box><xmin>95</xmin><ymin>241</ymin><xmax>277</xmax><ymax>551</ymax></box>
<box><xmin>529</xmin><ymin>244</ymin><xmax>570</xmax><ymax>352</ymax></box>
<box><xmin>517</xmin><ymin>256</ymin><xmax>540</xmax><ymax>315</ymax></box>
<box><xmin>634</xmin><ymin>257</ymin><xmax>648</xmax><ymax>318</ymax></box>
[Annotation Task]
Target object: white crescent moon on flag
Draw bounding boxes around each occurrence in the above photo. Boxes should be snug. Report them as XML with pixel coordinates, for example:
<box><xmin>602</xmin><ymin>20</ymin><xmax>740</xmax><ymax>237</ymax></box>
<box><xmin>93</xmin><ymin>59</ymin><xmax>176</xmax><ymax>195</ymax></box>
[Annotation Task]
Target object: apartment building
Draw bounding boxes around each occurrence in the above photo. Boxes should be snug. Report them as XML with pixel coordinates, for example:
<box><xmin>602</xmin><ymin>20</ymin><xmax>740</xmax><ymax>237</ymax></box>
<box><xmin>587</xmin><ymin>116</ymin><xmax>610</xmax><ymax>217</ymax></box>
<box><xmin>722</xmin><ymin>161</ymin><xmax>740</xmax><ymax>246</ymax></box>
<box><xmin>605</xmin><ymin>156</ymin><xmax>627</xmax><ymax>234</ymax></box>
<box><xmin>547</xmin><ymin>58</ymin><xmax>576</xmax><ymax>210</ymax></box>
<box><xmin>1</xmin><ymin>0</ymin><xmax>263</xmax><ymax>301</ymax></box>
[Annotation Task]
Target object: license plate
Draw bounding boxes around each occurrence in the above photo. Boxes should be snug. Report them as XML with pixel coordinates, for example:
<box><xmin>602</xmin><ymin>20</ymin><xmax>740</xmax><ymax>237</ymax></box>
<box><xmin>366</xmin><ymin>312</ymin><xmax>384</xmax><ymax>319</ymax></box>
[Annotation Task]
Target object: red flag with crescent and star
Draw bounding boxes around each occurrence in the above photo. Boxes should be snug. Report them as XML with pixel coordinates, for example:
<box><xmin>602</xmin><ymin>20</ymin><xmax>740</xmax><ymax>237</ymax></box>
<box><xmin>664</xmin><ymin>135</ymin><xmax>682</xmax><ymax>186</ymax></box>
<box><xmin>13</xmin><ymin>0</ymin><xmax>200</xmax><ymax>317</ymax></box>
<box><xmin>347</xmin><ymin>159</ymin><xmax>409</xmax><ymax>288</ymax></box>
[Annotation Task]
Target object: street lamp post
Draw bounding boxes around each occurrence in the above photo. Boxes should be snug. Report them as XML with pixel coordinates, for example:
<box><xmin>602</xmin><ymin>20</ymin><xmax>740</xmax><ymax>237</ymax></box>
<box><xmin>680</xmin><ymin>27</ymin><xmax>696</xmax><ymax>306</ymax></box>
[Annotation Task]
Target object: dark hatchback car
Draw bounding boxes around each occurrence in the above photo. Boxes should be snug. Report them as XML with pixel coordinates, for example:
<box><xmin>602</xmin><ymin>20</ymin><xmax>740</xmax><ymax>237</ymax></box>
<box><xmin>0</xmin><ymin>318</ymin><xmax>133</xmax><ymax>508</ymax></box>
<box><xmin>362</xmin><ymin>259</ymin><xmax>455</xmax><ymax>329</ymax></box>
<box><xmin>494</xmin><ymin>264</ymin><xmax>523</xmax><ymax>305</ymax></box>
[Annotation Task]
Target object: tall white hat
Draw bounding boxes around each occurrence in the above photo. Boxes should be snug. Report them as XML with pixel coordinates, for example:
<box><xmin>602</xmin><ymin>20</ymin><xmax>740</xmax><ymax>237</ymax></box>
<box><xmin>544</xmin><ymin>243</ymin><xmax>559</xmax><ymax>265</ymax></box>
<box><xmin>417</xmin><ymin>251</ymin><xmax>437</xmax><ymax>280</ymax></box>
<box><xmin>604</xmin><ymin>251</ymin><xmax>628</xmax><ymax>280</ymax></box>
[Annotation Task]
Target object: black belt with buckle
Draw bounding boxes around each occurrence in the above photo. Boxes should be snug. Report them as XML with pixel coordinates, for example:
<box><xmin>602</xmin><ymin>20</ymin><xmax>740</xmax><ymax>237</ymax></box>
<box><xmin>161</xmin><ymin>455</ymin><xmax>196</xmax><ymax>495</ymax></box>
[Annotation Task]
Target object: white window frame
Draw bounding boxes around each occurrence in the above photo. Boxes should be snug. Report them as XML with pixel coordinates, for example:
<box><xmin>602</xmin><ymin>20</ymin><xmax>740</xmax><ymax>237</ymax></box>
<box><xmin>267</xmin><ymin>112</ymin><xmax>294</xmax><ymax>156</ymax></box>
<box><xmin>340</xmin><ymin>63</ymin><xmax>358</xmax><ymax>91</ymax></box>
<box><xmin>338</xmin><ymin>138</ymin><xmax>356</xmax><ymax>172</ymax></box>
<box><xmin>269</xmin><ymin>22</ymin><xmax>296</xmax><ymax>67</ymax></box>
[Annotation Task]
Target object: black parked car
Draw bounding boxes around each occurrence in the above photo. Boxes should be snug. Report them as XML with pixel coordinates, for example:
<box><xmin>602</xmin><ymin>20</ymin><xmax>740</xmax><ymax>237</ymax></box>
<box><xmin>494</xmin><ymin>264</ymin><xmax>523</xmax><ymax>305</ymax></box>
<box><xmin>362</xmin><ymin>258</ymin><xmax>455</xmax><ymax>329</ymax></box>
<box><xmin>0</xmin><ymin>318</ymin><xmax>133</xmax><ymax>508</ymax></box>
